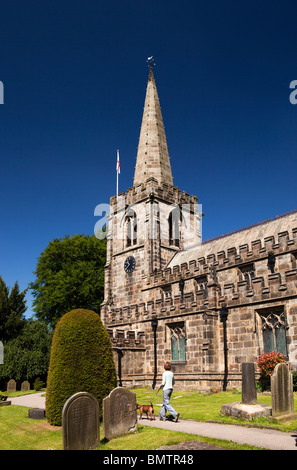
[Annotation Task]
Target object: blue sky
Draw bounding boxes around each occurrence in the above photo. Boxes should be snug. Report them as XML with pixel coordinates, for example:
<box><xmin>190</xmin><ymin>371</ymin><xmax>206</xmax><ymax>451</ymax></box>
<box><xmin>1</xmin><ymin>0</ymin><xmax>297</xmax><ymax>318</ymax></box>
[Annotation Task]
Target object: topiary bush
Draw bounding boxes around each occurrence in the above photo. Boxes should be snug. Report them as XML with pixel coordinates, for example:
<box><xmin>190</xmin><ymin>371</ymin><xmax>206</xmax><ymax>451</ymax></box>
<box><xmin>46</xmin><ymin>308</ymin><xmax>117</xmax><ymax>425</ymax></box>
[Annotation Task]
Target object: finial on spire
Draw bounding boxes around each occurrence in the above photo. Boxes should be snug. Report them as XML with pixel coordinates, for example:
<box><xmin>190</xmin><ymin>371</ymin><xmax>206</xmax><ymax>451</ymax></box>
<box><xmin>147</xmin><ymin>56</ymin><xmax>155</xmax><ymax>70</ymax></box>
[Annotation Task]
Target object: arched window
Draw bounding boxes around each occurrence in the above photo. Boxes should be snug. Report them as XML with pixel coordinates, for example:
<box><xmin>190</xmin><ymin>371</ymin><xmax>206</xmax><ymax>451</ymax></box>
<box><xmin>170</xmin><ymin>323</ymin><xmax>186</xmax><ymax>361</ymax></box>
<box><xmin>168</xmin><ymin>207</ymin><xmax>180</xmax><ymax>247</ymax></box>
<box><xmin>126</xmin><ymin>209</ymin><xmax>137</xmax><ymax>247</ymax></box>
<box><xmin>259</xmin><ymin>310</ymin><xmax>287</xmax><ymax>357</ymax></box>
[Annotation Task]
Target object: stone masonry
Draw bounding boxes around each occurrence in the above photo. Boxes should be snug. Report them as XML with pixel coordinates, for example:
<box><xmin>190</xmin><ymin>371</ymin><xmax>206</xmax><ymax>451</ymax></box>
<box><xmin>100</xmin><ymin>64</ymin><xmax>297</xmax><ymax>390</ymax></box>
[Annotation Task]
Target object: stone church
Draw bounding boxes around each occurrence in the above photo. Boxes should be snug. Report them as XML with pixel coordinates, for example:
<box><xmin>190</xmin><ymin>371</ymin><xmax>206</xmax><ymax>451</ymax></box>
<box><xmin>100</xmin><ymin>63</ymin><xmax>297</xmax><ymax>390</ymax></box>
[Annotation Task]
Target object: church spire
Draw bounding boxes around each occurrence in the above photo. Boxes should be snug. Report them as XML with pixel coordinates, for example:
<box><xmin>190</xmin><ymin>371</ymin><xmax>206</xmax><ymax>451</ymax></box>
<box><xmin>133</xmin><ymin>59</ymin><xmax>173</xmax><ymax>187</ymax></box>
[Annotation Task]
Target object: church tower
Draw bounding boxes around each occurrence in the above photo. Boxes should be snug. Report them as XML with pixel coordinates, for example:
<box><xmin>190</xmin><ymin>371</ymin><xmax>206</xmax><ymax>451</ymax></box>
<box><xmin>101</xmin><ymin>60</ymin><xmax>201</xmax><ymax>327</ymax></box>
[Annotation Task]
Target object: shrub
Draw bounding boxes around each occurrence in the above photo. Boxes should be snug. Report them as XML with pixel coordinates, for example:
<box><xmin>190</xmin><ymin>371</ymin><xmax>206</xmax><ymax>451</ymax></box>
<box><xmin>33</xmin><ymin>377</ymin><xmax>44</xmax><ymax>391</ymax></box>
<box><xmin>45</xmin><ymin>309</ymin><xmax>117</xmax><ymax>425</ymax></box>
<box><xmin>257</xmin><ymin>352</ymin><xmax>286</xmax><ymax>377</ymax></box>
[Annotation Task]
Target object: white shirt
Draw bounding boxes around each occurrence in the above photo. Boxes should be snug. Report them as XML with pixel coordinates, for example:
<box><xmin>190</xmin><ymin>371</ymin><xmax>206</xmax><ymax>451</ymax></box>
<box><xmin>162</xmin><ymin>370</ymin><xmax>175</xmax><ymax>390</ymax></box>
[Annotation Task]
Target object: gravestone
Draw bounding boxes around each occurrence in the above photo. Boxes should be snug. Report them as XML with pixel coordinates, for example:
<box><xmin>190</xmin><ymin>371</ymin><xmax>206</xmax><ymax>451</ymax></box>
<box><xmin>62</xmin><ymin>392</ymin><xmax>100</xmax><ymax>450</ymax></box>
<box><xmin>28</xmin><ymin>408</ymin><xmax>45</xmax><ymax>419</ymax></box>
<box><xmin>270</xmin><ymin>363</ymin><xmax>297</xmax><ymax>423</ymax></box>
<box><xmin>103</xmin><ymin>387</ymin><xmax>137</xmax><ymax>440</ymax></box>
<box><xmin>21</xmin><ymin>380</ymin><xmax>30</xmax><ymax>392</ymax></box>
<box><xmin>7</xmin><ymin>379</ymin><xmax>16</xmax><ymax>393</ymax></box>
<box><xmin>242</xmin><ymin>363</ymin><xmax>257</xmax><ymax>404</ymax></box>
<box><xmin>221</xmin><ymin>362</ymin><xmax>271</xmax><ymax>420</ymax></box>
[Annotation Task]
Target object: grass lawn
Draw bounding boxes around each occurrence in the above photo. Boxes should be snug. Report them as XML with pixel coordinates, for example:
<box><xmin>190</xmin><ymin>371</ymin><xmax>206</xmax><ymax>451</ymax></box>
<box><xmin>1</xmin><ymin>388</ymin><xmax>297</xmax><ymax>450</ymax></box>
<box><xmin>132</xmin><ymin>387</ymin><xmax>297</xmax><ymax>431</ymax></box>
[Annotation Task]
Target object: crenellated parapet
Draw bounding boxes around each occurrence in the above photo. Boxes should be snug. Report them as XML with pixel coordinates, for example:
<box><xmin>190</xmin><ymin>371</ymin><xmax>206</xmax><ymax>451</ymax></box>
<box><xmin>148</xmin><ymin>221</ymin><xmax>297</xmax><ymax>287</ymax></box>
<box><xmin>110</xmin><ymin>177</ymin><xmax>198</xmax><ymax>209</ymax></box>
<box><xmin>102</xmin><ymin>268</ymin><xmax>297</xmax><ymax>328</ymax></box>
<box><xmin>102</xmin><ymin>218</ymin><xmax>297</xmax><ymax>327</ymax></box>
<box><xmin>106</xmin><ymin>328</ymin><xmax>146</xmax><ymax>349</ymax></box>
<box><xmin>221</xmin><ymin>269</ymin><xmax>297</xmax><ymax>305</ymax></box>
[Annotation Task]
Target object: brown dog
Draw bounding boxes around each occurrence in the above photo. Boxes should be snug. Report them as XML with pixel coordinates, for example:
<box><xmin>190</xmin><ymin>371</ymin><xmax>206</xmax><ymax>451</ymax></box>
<box><xmin>137</xmin><ymin>402</ymin><xmax>155</xmax><ymax>420</ymax></box>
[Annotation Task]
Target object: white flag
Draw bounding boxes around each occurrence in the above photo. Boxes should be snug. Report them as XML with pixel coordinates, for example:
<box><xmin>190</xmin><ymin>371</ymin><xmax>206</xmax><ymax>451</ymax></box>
<box><xmin>116</xmin><ymin>149</ymin><xmax>120</xmax><ymax>174</ymax></box>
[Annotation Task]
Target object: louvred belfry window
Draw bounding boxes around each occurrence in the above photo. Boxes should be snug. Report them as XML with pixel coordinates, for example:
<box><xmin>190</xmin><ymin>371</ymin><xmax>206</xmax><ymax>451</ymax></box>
<box><xmin>126</xmin><ymin>209</ymin><xmax>137</xmax><ymax>247</ymax></box>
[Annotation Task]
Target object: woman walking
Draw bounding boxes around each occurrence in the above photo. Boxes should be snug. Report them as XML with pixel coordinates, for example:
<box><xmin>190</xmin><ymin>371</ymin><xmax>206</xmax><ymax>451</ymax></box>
<box><xmin>159</xmin><ymin>362</ymin><xmax>179</xmax><ymax>422</ymax></box>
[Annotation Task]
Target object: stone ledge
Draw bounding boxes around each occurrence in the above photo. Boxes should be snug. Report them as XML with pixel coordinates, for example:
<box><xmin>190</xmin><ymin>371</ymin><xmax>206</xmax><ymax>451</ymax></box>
<box><xmin>269</xmin><ymin>412</ymin><xmax>297</xmax><ymax>423</ymax></box>
<box><xmin>221</xmin><ymin>402</ymin><xmax>272</xmax><ymax>421</ymax></box>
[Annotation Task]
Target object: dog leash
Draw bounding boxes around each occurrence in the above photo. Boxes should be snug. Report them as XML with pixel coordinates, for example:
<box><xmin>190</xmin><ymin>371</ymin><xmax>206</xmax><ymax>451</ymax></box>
<box><xmin>153</xmin><ymin>386</ymin><xmax>162</xmax><ymax>398</ymax></box>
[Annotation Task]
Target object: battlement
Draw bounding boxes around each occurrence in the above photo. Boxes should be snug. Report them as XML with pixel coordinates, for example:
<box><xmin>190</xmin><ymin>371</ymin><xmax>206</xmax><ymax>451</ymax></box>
<box><xmin>163</xmin><ymin>223</ymin><xmax>297</xmax><ymax>283</ymax></box>
<box><xmin>110</xmin><ymin>177</ymin><xmax>198</xmax><ymax>209</ymax></box>
<box><xmin>102</xmin><ymin>265</ymin><xmax>297</xmax><ymax>328</ymax></box>
<box><xmin>107</xmin><ymin>328</ymin><xmax>146</xmax><ymax>349</ymax></box>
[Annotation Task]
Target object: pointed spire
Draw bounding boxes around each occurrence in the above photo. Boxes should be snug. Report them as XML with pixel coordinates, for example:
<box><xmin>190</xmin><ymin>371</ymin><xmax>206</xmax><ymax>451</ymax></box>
<box><xmin>133</xmin><ymin>60</ymin><xmax>173</xmax><ymax>187</ymax></box>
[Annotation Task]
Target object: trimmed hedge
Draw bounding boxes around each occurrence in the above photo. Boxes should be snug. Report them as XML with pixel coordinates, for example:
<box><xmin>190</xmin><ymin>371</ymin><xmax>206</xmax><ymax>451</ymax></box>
<box><xmin>46</xmin><ymin>308</ymin><xmax>117</xmax><ymax>425</ymax></box>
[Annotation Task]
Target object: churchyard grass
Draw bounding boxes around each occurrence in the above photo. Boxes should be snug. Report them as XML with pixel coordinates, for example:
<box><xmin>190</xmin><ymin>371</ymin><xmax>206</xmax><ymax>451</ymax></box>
<box><xmin>1</xmin><ymin>388</ymin><xmax>297</xmax><ymax>450</ymax></box>
<box><xmin>0</xmin><ymin>404</ymin><xmax>259</xmax><ymax>450</ymax></box>
<box><xmin>1</xmin><ymin>389</ymin><xmax>42</xmax><ymax>398</ymax></box>
<box><xmin>132</xmin><ymin>387</ymin><xmax>297</xmax><ymax>431</ymax></box>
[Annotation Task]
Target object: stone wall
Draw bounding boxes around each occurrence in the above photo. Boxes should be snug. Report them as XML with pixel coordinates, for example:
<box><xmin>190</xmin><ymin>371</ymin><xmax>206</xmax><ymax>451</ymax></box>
<box><xmin>101</xmin><ymin>182</ymin><xmax>297</xmax><ymax>390</ymax></box>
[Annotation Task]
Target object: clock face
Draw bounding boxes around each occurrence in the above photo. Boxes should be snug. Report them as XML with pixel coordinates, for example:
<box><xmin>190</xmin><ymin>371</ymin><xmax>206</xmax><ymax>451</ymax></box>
<box><xmin>124</xmin><ymin>255</ymin><xmax>136</xmax><ymax>273</ymax></box>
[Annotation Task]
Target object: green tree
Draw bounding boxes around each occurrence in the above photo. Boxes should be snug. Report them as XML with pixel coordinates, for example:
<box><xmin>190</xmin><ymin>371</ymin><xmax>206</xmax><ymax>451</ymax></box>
<box><xmin>0</xmin><ymin>319</ymin><xmax>52</xmax><ymax>385</ymax></box>
<box><xmin>30</xmin><ymin>234</ymin><xmax>106</xmax><ymax>328</ymax></box>
<box><xmin>46</xmin><ymin>308</ymin><xmax>117</xmax><ymax>425</ymax></box>
<box><xmin>0</xmin><ymin>276</ymin><xmax>27</xmax><ymax>342</ymax></box>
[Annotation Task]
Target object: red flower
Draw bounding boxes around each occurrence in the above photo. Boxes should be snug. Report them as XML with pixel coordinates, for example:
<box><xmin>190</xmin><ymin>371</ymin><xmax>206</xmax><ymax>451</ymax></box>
<box><xmin>257</xmin><ymin>352</ymin><xmax>286</xmax><ymax>377</ymax></box>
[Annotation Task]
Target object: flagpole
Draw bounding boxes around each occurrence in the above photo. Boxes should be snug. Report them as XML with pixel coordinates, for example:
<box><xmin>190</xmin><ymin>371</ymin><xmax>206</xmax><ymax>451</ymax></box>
<box><xmin>116</xmin><ymin>149</ymin><xmax>119</xmax><ymax>199</ymax></box>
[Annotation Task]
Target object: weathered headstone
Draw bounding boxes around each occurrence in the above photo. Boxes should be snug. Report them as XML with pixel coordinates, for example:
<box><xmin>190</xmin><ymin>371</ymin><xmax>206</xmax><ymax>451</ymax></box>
<box><xmin>28</xmin><ymin>408</ymin><xmax>45</xmax><ymax>419</ymax></box>
<box><xmin>270</xmin><ymin>363</ymin><xmax>297</xmax><ymax>423</ymax></box>
<box><xmin>242</xmin><ymin>363</ymin><xmax>257</xmax><ymax>404</ymax></box>
<box><xmin>21</xmin><ymin>380</ymin><xmax>30</xmax><ymax>392</ymax></box>
<box><xmin>7</xmin><ymin>379</ymin><xmax>16</xmax><ymax>393</ymax></box>
<box><xmin>103</xmin><ymin>387</ymin><xmax>137</xmax><ymax>440</ymax></box>
<box><xmin>221</xmin><ymin>362</ymin><xmax>271</xmax><ymax>420</ymax></box>
<box><xmin>62</xmin><ymin>392</ymin><xmax>100</xmax><ymax>450</ymax></box>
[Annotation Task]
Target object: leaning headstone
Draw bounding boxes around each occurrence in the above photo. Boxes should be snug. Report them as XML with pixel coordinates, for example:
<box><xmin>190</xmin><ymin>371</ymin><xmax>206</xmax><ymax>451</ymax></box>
<box><xmin>103</xmin><ymin>387</ymin><xmax>137</xmax><ymax>440</ymax></box>
<box><xmin>270</xmin><ymin>363</ymin><xmax>297</xmax><ymax>423</ymax></box>
<box><xmin>7</xmin><ymin>379</ymin><xmax>16</xmax><ymax>393</ymax></box>
<box><xmin>242</xmin><ymin>363</ymin><xmax>257</xmax><ymax>404</ymax></box>
<box><xmin>62</xmin><ymin>392</ymin><xmax>100</xmax><ymax>450</ymax></box>
<box><xmin>21</xmin><ymin>380</ymin><xmax>30</xmax><ymax>392</ymax></box>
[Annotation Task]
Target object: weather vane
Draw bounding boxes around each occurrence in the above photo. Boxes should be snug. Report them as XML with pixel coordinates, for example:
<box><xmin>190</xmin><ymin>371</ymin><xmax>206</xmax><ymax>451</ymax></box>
<box><xmin>147</xmin><ymin>56</ymin><xmax>156</xmax><ymax>70</ymax></box>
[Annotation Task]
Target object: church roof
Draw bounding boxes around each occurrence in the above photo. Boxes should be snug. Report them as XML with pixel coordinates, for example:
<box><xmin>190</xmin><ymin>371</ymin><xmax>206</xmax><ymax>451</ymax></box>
<box><xmin>133</xmin><ymin>65</ymin><xmax>173</xmax><ymax>187</ymax></box>
<box><xmin>167</xmin><ymin>209</ymin><xmax>297</xmax><ymax>268</ymax></box>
